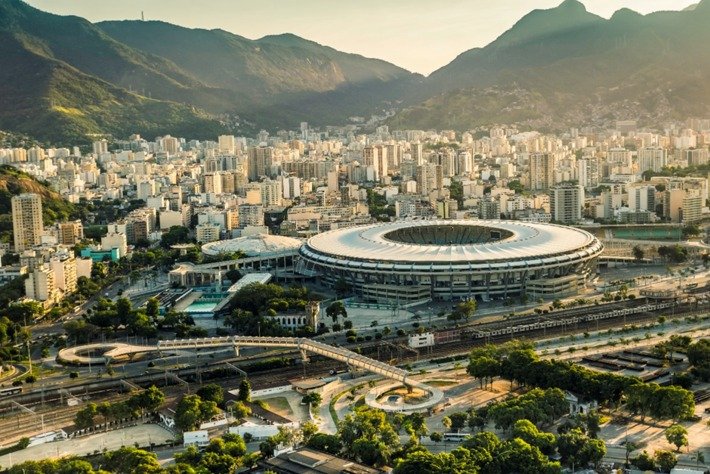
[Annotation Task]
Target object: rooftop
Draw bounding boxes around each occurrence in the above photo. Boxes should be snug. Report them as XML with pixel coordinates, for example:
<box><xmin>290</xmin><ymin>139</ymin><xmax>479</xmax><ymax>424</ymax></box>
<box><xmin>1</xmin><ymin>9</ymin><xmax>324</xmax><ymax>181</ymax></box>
<box><xmin>201</xmin><ymin>234</ymin><xmax>302</xmax><ymax>257</ymax></box>
<box><xmin>259</xmin><ymin>447</ymin><xmax>385</xmax><ymax>474</ymax></box>
<box><xmin>303</xmin><ymin>220</ymin><xmax>600</xmax><ymax>263</ymax></box>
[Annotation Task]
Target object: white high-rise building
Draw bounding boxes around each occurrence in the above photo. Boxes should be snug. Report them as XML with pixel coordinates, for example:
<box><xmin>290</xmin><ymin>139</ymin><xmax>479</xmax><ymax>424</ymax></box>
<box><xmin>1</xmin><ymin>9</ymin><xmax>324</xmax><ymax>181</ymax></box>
<box><xmin>101</xmin><ymin>232</ymin><xmax>128</xmax><ymax>258</ymax></box>
<box><xmin>25</xmin><ymin>265</ymin><xmax>57</xmax><ymax>304</ymax></box>
<box><xmin>327</xmin><ymin>170</ymin><xmax>339</xmax><ymax>193</ymax></box>
<box><xmin>260</xmin><ymin>179</ymin><xmax>282</xmax><ymax>208</ymax></box>
<box><xmin>218</xmin><ymin>135</ymin><xmax>236</xmax><ymax>154</ymax></box>
<box><xmin>529</xmin><ymin>153</ymin><xmax>555</xmax><ymax>191</ymax></box>
<box><xmin>238</xmin><ymin>204</ymin><xmax>264</xmax><ymax>228</ymax></box>
<box><xmin>195</xmin><ymin>222</ymin><xmax>221</xmax><ymax>243</ymax></box>
<box><xmin>12</xmin><ymin>193</ymin><xmax>44</xmax><ymax>252</ymax></box>
<box><xmin>92</xmin><ymin>140</ymin><xmax>108</xmax><ymax>156</ymax></box>
<box><xmin>550</xmin><ymin>184</ymin><xmax>584</xmax><ymax>223</ymax></box>
<box><xmin>627</xmin><ymin>184</ymin><xmax>656</xmax><ymax>212</ymax></box>
<box><xmin>282</xmin><ymin>176</ymin><xmax>301</xmax><ymax>199</ymax></box>
<box><xmin>637</xmin><ymin>147</ymin><xmax>667</xmax><ymax>173</ymax></box>
<box><xmin>51</xmin><ymin>256</ymin><xmax>78</xmax><ymax>294</ymax></box>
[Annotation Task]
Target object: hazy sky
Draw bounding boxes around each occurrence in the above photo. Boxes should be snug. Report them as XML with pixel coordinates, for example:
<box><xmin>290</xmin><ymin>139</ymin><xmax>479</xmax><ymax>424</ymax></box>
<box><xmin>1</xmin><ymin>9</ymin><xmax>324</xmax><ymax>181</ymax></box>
<box><xmin>27</xmin><ymin>0</ymin><xmax>695</xmax><ymax>74</ymax></box>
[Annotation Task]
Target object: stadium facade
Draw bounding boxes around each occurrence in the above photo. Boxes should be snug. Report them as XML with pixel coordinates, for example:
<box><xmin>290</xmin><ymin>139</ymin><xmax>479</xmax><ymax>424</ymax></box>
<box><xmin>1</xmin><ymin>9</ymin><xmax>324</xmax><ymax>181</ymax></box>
<box><xmin>297</xmin><ymin>220</ymin><xmax>603</xmax><ymax>303</ymax></box>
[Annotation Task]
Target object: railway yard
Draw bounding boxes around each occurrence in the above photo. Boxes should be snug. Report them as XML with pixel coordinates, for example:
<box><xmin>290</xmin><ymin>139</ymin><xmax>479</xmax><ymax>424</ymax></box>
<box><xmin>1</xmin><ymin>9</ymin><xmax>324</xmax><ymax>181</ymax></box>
<box><xmin>0</xmin><ymin>295</ymin><xmax>708</xmax><ymax>446</ymax></box>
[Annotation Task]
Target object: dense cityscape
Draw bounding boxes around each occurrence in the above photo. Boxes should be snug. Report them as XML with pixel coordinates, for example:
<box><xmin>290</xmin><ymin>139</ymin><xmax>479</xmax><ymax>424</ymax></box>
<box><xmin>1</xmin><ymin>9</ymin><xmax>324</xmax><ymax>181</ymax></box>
<box><xmin>0</xmin><ymin>1</ymin><xmax>709</xmax><ymax>474</ymax></box>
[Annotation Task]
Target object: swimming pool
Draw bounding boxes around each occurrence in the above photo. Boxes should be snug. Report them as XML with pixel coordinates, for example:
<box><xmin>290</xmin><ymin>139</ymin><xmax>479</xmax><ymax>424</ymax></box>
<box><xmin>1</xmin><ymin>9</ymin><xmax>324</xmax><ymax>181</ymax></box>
<box><xmin>184</xmin><ymin>300</ymin><xmax>219</xmax><ymax>317</ymax></box>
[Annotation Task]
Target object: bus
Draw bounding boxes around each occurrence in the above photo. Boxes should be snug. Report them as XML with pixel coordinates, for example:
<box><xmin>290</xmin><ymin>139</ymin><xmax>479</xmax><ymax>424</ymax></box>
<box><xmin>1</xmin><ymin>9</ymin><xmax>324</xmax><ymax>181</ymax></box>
<box><xmin>443</xmin><ymin>432</ymin><xmax>470</xmax><ymax>442</ymax></box>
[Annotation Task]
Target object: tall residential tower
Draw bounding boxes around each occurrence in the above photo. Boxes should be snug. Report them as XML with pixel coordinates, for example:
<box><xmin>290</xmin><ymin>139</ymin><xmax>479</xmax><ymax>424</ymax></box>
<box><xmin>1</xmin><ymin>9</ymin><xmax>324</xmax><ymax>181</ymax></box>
<box><xmin>12</xmin><ymin>193</ymin><xmax>44</xmax><ymax>252</ymax></box>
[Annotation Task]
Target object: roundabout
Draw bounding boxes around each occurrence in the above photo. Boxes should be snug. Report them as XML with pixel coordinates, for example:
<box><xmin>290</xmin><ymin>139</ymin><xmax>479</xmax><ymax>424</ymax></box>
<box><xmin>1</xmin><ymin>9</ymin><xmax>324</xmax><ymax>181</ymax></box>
<box><xmin>364</xmin><ymin>381</ymin><xmax>444</xmax><ymax>414</ymax></box>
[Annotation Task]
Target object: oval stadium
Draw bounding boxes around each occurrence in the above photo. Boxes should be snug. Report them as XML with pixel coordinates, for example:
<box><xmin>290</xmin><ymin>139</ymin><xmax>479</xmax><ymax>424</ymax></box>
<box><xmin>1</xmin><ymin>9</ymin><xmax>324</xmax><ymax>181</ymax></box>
<box><xmin>297</xmin><ymin>220</ymin><xmax>603</xmax><ymax>303</ymax></box>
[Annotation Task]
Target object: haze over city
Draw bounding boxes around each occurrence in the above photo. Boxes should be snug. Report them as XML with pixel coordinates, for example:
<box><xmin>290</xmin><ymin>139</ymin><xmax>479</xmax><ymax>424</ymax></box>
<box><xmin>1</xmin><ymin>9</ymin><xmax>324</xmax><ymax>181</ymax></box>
<box><xmin>26</xmin><ymin>0</ymin><xmax>696</xmax><ymax>73</ymax></box>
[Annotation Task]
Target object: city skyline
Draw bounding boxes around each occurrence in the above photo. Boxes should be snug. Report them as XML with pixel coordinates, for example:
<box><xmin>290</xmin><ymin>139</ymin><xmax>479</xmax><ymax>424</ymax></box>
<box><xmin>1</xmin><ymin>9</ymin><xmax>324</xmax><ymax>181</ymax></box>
<box><xmin>25</xmin><ymin>0</ymin><xmax>696</xmax><ymax>74</ymax></box>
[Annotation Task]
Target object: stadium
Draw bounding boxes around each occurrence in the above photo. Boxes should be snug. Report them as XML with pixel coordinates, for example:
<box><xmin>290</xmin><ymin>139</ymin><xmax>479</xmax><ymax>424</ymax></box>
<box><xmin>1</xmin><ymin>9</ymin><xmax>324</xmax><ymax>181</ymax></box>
<box><xmin>297</xmin><ymin>220</ymin><xmax>603</xmax><ymax>303</ymax></box>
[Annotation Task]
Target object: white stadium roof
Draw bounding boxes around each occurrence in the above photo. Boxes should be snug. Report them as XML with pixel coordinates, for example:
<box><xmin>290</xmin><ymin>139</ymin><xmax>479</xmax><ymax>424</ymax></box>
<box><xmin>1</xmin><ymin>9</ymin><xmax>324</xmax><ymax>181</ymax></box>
<box><xmin>201</xmin><ymin>234</ymin><xmax>302</xmax><ymax>257</ymax></box>
<box><xmin>303</xmin><ymin>220</ymin><xmax>600</xmax><ymax>263</ymax></box>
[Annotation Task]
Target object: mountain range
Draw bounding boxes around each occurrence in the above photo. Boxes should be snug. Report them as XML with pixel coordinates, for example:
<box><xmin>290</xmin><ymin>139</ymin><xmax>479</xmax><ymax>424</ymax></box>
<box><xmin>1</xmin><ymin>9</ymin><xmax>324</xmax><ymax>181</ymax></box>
<box><xmin>1</xmin><ymin>0</ymin><xmax>709</xmax><ymax>145</ymax></box>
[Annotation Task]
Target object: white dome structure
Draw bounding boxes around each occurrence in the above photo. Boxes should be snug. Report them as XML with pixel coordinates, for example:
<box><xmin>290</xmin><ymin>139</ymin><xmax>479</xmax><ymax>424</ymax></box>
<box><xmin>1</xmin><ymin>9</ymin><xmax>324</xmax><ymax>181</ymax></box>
<box><xmin>201</xmin><ymin>234</ymin><xmax>302</xmax><ymax>258</ymax></box>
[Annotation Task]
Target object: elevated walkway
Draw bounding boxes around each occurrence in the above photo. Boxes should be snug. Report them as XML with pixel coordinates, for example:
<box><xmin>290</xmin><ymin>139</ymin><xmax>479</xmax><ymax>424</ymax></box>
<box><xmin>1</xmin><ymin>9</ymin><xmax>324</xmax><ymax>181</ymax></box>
<box><xmin>158</xmin><ymin>336</ymin><xmax>411</xmax><ymax>385</ymax></box>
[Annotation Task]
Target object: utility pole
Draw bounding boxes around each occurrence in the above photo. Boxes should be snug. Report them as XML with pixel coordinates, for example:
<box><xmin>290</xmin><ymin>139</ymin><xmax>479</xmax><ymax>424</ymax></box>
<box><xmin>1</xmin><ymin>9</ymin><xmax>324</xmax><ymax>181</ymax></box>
<box><xmin>27</xmin><ymin>340</ymin><xmax>32</xmax><ymax>373</ymax></box>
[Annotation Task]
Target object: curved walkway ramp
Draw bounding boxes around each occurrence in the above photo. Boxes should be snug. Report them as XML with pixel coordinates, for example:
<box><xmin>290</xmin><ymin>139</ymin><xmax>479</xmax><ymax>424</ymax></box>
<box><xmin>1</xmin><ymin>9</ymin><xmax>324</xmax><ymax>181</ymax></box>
<box><xmin>365</xmin><ymin>381</ymin><xmax>445</xmax><ymax>414</ymax></box>
<box><xmin>58</xmin><ymin>343</ymin><xmax>157</xmax><ymax>365</ymax></box>
<box><xmin>157</xmin><ymin>336</ymin><xmax>411</xmax><ymax>385</ymax></box>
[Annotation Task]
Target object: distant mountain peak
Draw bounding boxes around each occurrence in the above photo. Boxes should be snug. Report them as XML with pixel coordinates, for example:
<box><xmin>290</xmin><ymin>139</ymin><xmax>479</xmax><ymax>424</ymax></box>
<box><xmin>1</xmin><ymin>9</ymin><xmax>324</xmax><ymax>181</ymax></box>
<box><xmin>558</xmin><ymin>0</ymin><xmax>587</xmax><ymax>11</ymax></box>
<box><xmin>610</xmin><ymin>7</ymin><xmax>643</xmax><ymax>22</ymax></box>
<box><xmin>490</xmin><ymin>0</ymin><xmax>601</xmax><ymax>49</ymax></box>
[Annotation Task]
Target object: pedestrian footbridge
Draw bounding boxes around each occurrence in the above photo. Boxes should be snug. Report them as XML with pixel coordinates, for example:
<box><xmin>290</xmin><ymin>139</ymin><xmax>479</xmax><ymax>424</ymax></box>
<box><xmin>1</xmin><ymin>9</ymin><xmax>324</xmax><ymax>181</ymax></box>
<box><xmin>60</xmin><ymin>336</ymin><xmax>411</xmax><ymax>386</ymax></box>
<box><xmin>157</xmin><ymin>336</ymin><xmax>411</xmax><ymax>386</ymax></box>
<box><xmin>59</xmin><ymin>335</ymin><xmax>442</xmax><ymax>412</ymax></box>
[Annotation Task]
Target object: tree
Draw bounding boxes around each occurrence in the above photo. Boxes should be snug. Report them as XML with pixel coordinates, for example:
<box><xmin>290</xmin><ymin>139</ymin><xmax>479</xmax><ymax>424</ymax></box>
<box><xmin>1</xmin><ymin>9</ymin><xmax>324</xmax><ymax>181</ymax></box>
<box><xmin>146</xmin><ymin>297</ymin><xmax>160</xmax><ymax>321</ymax></box>
<box><xmin>654</xmin><ymin>449</ymin><xmax>678</xmax><ymax>473</ymax></box>
<box><xmin>450</xmin><ymin>300</ymin><xmax>476</xmax><ymax>321</ymax></box>
<box><xmin>132</xmin><ymin>385</ymin><xmax>165</xmax><ymax>414</ymax></box>
<box><xmin>259</xmin><ymin>438</ymin><xmax>277</xmax><ymax>457</ymax></box>
<box><xmin>403</xmin><ymin>413</ymin><xmax>428</xmax><ymax>441</ymax></box>
<box><xmin>174</xmin><ymin>395</ymin><xmax>219</xmax><ymax>432</ymax></box>
<box><xmin>557</xmin><ymin>428</ymin><xmax>606</xmax><ymax>469</ymax></box>
<box><xmin>664</xmin><ymin>424</ymin><xmax>688</xmax><ymax>452</ymax></box>
<box><xmin>238</xmin><ymin>379</ymin><xmax>251</xmax><ymax>402</ymax></box>
<box><xmin>301</xmin><ymin>421</ymin><xmax>319</xmax><ymax>443</ymax></box>
<box><xmin>467</xmin><ymin>356</ymin><xmax>500</xmax><ymax>388</ymax></box>
<box><xmin>104</xmin><ymin>446</ymin><xmax>162</xmax><ymax>473</ymax></box>
<box><xmin>512</xmin><ymin>419</ymin><xmax>556</xmax><ymax>455</ymax></box>
<box><xmin>197</xmin><ymin>384</ymin><xmax>224</xmax><ymax>406</ymax></box>
<box><xmin>496</xmin><ymin>438</ymin><xmax>561</xmax><ymax>474</ymax></box>
<box><xmin>5</xmin><ymin>301</ymin><xmax>43</xmax><ymax>325</ymax></box>
<box><xmin>393</xmin><ymin>450</ymin><xmax>467</xmax><ymax>474</ymax></box>
<box><xmin>338</xmin><ymin>406</ymin><xmax>400</xmax><ymax>466</ymax></box>
<box><xmin>115</xmin><ymin>297</ymin><xmax>132</xmax><ymax>328</ymax></box>
<box><xmin>632</xmin><ymin>246</ymin><xmax>644</xmax><ymax>262</ymax></box>
<box><xmin>229</xmin><ymin>401</ymin><xmax>251</xmax><ymax>420</ymax></box>
<box><xmin>691</xmin><ymin>451</ymin><xmax>705</xmax><ymax>468</ymax></box>
<box><xmin>687</xmin><ymin>339</ymin><xmax>710</xmax><ymax>382</ymax></box>
<box><xmin>161</xmin><ymin>226</ymin><xmax>190</xmax><ymax>248</ymax></box>
<box><xmin>442</xmin><ymin>416</ymin><xmax>452</xmax><ymax>431</ymax></box>
<box><xmin>326</xmin><ymin>301</ymin><xmax>347</xmax><ymax>324</ymax></box>
<box><xmin>74</xmin><ymin>403</ymin><xmax>97</xmax><ymax>429</ymax></box>
<box><xmin>631</xmin><ymin>450</ymin><xmax>656</xmax><ymax>471</ymax></box>
<box><xmin>449</xmin><ymin>412</ymin><xmax>468</xmax><ymax>432</ymax></box>
<box><xmin>307</xmin><ymin>433</ymin><xmax>342</xmax><ymax>455</ymax></box>
<box><xmin>487</xmin><ymin>388</ymin><xmax>568</xmax><ymax>431</ymax></box>
<box><xmin>302</xmin><ymin>392</ymin><xmax>322</xmax><ymax>408</ymax></box>
<box><xmin>583</xmin><ymin>410</ymin><xmax>602</xmax><ymax>439</ymax></box>
<box><xmin>508</xmin><ymin>180</ymin><xmax>525</xmax><ymax>194</ymax></box>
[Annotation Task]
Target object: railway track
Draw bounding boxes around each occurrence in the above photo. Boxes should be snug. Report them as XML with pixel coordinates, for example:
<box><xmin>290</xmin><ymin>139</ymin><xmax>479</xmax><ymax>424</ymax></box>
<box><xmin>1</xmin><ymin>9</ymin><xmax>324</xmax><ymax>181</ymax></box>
<box><xmin>0</xmin><ymin>299</ymin><xmax>705</xmax><ymax>430</ymax></box>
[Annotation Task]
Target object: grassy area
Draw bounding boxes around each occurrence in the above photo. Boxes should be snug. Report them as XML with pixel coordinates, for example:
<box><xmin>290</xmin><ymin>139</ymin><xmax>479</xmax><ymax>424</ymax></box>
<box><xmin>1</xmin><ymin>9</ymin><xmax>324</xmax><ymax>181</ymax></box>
<box><xmin>378</xmin><ymin>386</ymin><xmax>429</xmax><ymax>404</ymax></box>
<box><xmin>259</xmin><ymin>396</ymin><xmax>293</xmax><ymax>417</ymax></box>
<box><xmin>329</xmin><ymin>383</ymin><xmax>367</xmax><ymax>425</ymax></box>
<box><xmin>425</xmin><ymin>379</ymin><xmax>459</xmax><ymax>387</ymax></box>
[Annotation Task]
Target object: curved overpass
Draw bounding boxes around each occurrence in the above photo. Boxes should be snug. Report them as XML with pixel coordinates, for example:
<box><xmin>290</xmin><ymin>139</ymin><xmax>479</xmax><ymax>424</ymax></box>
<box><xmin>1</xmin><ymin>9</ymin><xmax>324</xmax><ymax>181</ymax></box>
<box><xmin>59</xmin><ymin>336</ymin><xmax>441</xmax><ymax>412</ymax></box>
<box><xmin>157</xmin><ymin>336</ymin><xmax>411</xmax><ymax>385</ymax></box>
